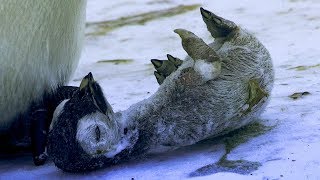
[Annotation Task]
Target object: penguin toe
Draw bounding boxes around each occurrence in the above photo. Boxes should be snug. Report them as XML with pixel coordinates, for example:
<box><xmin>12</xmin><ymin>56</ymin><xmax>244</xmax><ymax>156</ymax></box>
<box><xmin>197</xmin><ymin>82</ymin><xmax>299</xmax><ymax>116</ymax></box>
<box><xmin>33</xmin><ymin>152</ymin><xmax>48</xmax><ymax>166</ymax></box>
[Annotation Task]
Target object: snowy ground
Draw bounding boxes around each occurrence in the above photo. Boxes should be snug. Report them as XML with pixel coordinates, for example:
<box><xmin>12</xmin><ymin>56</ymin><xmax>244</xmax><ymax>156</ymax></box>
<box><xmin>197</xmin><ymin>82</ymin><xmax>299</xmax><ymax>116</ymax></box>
<box><xmin>1</xmin><ymin>0</ymin><xmax>320</xmax><ymax>179</ymax></box>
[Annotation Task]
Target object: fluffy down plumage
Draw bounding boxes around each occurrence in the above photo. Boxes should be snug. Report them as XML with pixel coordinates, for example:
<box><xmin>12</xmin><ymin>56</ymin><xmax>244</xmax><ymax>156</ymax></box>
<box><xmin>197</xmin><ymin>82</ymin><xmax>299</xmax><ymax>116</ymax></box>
<box><xmin>48</xmin><ymin>8</ymin><xmax>274</xmax><ymax>172</ymax></box>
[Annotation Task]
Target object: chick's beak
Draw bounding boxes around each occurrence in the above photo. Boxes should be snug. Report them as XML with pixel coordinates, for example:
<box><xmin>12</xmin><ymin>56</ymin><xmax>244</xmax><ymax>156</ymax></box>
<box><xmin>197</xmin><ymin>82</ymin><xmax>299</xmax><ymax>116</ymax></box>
<box><xmin>80</xmin><ymin>72</ymin><xmax>95</xmax><ymax>91</ymax></box>
<box><xmin>200</xmin><ymin>7</ymin><xmax>211</xmax><ymax>19</ymax></box>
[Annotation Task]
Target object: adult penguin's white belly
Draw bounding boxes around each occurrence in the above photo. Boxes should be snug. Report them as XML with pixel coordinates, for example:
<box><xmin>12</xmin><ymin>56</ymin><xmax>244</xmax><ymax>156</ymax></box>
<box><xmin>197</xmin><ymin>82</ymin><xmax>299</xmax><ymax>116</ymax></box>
<box><xmin>0</xmin><ymin>0</ymin><xmax>87</xmax><ymax>130</ymax></box>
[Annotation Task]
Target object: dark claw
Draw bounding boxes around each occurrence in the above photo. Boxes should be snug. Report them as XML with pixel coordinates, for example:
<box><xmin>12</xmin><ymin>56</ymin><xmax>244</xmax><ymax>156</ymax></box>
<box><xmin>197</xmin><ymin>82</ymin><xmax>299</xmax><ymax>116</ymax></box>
<box><xmin>154</xmin><ymin>71</ymin><xmax>165</xmax><ymax>85</ymax></box>
<box><xmin>151</xmin><ymin>59</ymin><xmax>164</xmax><ymax>69</ymax></box>
<box><xmin>200</xmin><ymin>7</ymin><xmax>237</xmax><ymax>38</ymax></box>
<box><xmin>33</xmin><ymin>152</ymin><xmax>48</xmax><ymax>166</ymax></box>
<box><xmin>151</xmin><ymin>55</ymin><xmax>184</xmax><ymax>85</ymax></box>
<box><xmin>167</xmin><ymin>54</ymin><xmax>183</xmax><ymax>67</ymax></box>
<box><xmin>153</xmin><ymin>60</ymin><xmax>176</xmax><ymax>75</ymax></box>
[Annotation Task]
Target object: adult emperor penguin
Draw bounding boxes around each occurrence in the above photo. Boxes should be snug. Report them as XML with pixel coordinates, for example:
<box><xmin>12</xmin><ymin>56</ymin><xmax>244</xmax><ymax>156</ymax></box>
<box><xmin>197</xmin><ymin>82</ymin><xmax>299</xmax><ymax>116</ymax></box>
<box><xmin>48</xmin><ymin>8</ymin><xmax>274</xmax><ymax>172</ymax></box>
<box><xmin>0</xmin><ymin>0</ymin><xmax>87</xmax><ymax>165</ymax></box>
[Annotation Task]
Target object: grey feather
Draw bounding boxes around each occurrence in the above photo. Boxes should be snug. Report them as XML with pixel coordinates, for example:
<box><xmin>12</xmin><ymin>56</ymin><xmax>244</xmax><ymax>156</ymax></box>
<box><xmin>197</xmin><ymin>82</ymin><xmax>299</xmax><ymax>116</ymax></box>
<box><xmin>48</xmin><ymin>8</ymin><xmax>274</xmax><ymax>172</ymax></box>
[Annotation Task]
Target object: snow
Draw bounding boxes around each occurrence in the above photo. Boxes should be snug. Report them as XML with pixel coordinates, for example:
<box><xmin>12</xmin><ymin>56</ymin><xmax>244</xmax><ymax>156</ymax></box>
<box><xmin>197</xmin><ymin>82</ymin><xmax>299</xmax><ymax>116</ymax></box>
<box><xmin>1</xmin><ymin>0</ymin><xmax>320</xmax><ymax>179</ymax></box>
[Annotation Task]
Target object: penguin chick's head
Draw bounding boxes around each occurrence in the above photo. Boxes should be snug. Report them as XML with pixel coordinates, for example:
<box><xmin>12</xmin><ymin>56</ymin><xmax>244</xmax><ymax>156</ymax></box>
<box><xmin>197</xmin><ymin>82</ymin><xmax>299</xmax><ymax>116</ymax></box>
<box><xmin>200</xmin><ymin>7</ymin><xmax>237</xmax><ymax>38</ymax></box>
<box><xmin>48</xmin><ymin>72</ymin><xmax>120</xmax><ymax>172</ymax></box>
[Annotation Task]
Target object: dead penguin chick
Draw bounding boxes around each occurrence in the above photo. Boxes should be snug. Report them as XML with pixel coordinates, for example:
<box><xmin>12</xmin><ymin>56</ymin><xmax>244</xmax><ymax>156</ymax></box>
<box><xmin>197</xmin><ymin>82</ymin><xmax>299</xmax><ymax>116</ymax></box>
<box><xmin>49</xmin><ymin>8</ymin><xmax>274</xmax><ymax>172</ymax></box>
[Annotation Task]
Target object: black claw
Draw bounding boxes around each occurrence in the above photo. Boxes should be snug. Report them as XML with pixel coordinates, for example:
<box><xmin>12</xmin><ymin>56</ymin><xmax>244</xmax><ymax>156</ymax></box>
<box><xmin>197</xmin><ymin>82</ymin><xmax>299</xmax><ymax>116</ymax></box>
<box><xmin>154</xmin><ymin>71</ymin><xmax>165</xmax><ymax>85</ymax></box>
<box><xmin>151</xmin><ymin>59</ymin><xmax>163</xmax><ymax>69</ymax></box>
<box><xmin>152</xmin><ymin>55</ymin><xmax>184</xmax><ymax>85</ymax></box>
<box><xmin>200</xmin><ymin>8</ymin><xmax>237</xmax><ymax>38</ymax></box>
<box><xmin>167</xmin><ymin>54</ymin><xmax>175</xmax><ymax>63</ymax></box>
<box><xmin>33</xmin><ymin>152</ymin><xmax>48</xmax><ymax>166</ymax></box>
<box><xmin>152</xmin><ymin>59</ymin><xmax>175</xmax><ymax>74</ymax></box>
<box><xmin>167</xmin><ymin>54</ymin><xmax>183</xmax><ymax>67</ymax></box>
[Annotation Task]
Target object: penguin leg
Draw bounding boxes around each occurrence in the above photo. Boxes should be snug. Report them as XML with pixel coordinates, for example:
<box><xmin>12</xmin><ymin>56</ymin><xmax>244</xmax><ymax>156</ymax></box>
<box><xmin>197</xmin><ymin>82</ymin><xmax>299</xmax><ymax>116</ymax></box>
<box><xmin>200</xmin><ymin>7</ymin><xmax>237</xmax><ymax>38</ymax></box>
<box><xmin>151</xmin><ymin>54</ymin><xmax>183</xmax><ymax>85</ymax></box>
<box><xmin>30</xmin><ymin>102</ymin><xmax>50</xmax><ymax>166</ymax></box>
<box><xmin>167</xmin><ymin>54</ymin><xmax>183</xmax><ymax>68</ymax></box>
<box><xmin>30</xmin><ymin>86</ymin><xmax>78</xmax><ymax>166</ymax></box>
<box><xmin>174</xmin><ymin>29</ymin><xmax>221</xmax><ymax>83</ymax></box>
<box><xmin>153</xmin><ymin>71</ymin><xmax>166</xmax><ymax>85</ymax></box>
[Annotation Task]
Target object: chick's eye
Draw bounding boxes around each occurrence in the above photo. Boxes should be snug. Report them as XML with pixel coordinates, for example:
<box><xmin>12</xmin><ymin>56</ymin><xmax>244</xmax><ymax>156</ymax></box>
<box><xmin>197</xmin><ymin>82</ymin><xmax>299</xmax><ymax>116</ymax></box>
<box><xmin>95</xmin><ymin>126</ymin><xmax>101</xmax><ymax>142</ymax></box>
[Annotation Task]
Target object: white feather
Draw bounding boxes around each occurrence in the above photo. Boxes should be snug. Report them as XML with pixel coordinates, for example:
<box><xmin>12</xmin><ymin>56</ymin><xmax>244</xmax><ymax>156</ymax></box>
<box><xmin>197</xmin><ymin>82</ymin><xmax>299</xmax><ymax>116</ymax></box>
<box><xmin>50</xmin><ymin>99</ymin><xmax>69</xmax><ymax>131</ymax></box>
<box><xmin>194</xmin><ymin>60</ymin><xmax>221</xmax><ymax>81</ymax></box>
